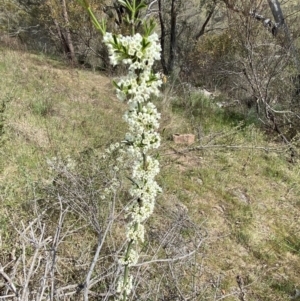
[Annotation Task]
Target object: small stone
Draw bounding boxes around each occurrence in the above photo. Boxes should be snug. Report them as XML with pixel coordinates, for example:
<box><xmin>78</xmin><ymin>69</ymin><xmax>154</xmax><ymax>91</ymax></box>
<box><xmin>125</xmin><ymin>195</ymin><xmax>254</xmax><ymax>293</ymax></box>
<box><xmin>173</xmin><ymin>133</ymin><xmax>195</xmax><ymax>145</ymax></box>
<box><xmin>290</xmin><ymin>289</ymin><xmax>300</xmax><ymax>300</ymax></box>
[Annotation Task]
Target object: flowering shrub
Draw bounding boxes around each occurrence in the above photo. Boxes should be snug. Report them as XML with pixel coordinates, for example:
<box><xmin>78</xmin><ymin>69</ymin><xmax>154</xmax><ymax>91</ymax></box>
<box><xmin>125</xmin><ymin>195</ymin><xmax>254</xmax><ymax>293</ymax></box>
<box><xmin>80</xmin><ymin>1</ymin><xmax>163</xmax><ymax>300</ymax></box>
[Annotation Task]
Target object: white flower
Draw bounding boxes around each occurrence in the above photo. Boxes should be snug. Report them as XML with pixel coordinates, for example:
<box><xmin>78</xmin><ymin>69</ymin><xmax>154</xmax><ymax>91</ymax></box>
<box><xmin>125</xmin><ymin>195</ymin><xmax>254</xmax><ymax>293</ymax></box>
<box><xmin>119</xmin><ymin>248</ymin><xmax>139</xmax><ymax>266</ymax></box>
<box><xmin>126</xmin><ymin>222</ymin><xmax>145</xmax><ymax>242</ymax></box>
<box><xmin>103</xmin><ymin>32</ymin><xmax>113</xmax><ymax>44</ymax></box>
<box><xmin>132</xmin><ymin>156</ymin><xmax>160</xmax><ymax>181</ymax></box>
<box><xmin>116</xmin><ymin>275</ymin><xmax>133</xmax><ymax>295</ymax></box>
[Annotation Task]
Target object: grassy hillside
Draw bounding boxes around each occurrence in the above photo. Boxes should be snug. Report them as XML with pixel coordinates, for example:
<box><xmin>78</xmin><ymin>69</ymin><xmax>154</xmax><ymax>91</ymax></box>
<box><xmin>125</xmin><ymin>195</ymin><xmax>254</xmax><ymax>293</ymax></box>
<box><xmin>1</xmin><ymin>46</ymin><xmax>300</xmax><ymax>300</ymax></box>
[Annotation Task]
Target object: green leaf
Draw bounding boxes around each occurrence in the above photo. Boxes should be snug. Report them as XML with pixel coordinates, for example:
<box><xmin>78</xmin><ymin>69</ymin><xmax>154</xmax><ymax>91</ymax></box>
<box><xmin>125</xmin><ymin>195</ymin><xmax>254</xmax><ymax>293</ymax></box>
<box><xmin>136</xmin><ymin>2</ymin><xmax>147</xmax><ymax>11</ymax></box>
<box><xmin>112</xmin><ymin>81</ymin><xmax>120</xmax><ymax>89</ymax></box>
<box><xmin>113</xmin><ymin>34</ymin><xmax>118</xmax><ymax>45</ymax></box>
<box><xmin>118</xmin><ymin>0</ymin><xmax>133</xmax><ymax>11</ymax></box>
<box><xmin>142</xmin><ymin>39</ymin><xmax>150</xmax><ymax>49</ymax></box>
<box><xmin>144</xmin><ymin>19</ymin><xmax>156</xmax><ymax>36</ymax></box>
<box><xmin>125</xmin><ymin>15</ymin><xmax>131</xmax><ymax>24</ymax></box>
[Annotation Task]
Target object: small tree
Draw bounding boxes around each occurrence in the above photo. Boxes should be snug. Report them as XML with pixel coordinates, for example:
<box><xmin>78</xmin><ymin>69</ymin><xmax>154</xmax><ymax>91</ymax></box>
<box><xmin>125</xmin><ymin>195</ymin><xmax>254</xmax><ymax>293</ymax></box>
<box><xmin>223</xmin><ymin>1</ymin><xmax>300</xmax><ymax>146</ymax></box>
<box><xmin>157</xmin><ymin>0</ymin><xmax>219</xmax><ymax>76</ymax></box>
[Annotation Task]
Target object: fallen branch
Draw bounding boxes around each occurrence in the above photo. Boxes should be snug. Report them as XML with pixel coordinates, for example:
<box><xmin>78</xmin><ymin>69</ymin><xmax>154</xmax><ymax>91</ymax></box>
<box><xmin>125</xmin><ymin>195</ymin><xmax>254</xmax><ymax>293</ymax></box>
<box><xmin>188</xmin><ymin>144</ymin><xmax>287</xmax><ymax>152</ymax></box>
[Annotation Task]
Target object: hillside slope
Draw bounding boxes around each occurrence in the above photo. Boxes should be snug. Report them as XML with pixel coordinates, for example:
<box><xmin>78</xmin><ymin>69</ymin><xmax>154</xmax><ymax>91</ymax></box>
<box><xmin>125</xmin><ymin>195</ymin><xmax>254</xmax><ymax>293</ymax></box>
<box><xmin>1</xmin><ymin>47</ymin><xmax>300</xmax><ymax>300</ymax></box>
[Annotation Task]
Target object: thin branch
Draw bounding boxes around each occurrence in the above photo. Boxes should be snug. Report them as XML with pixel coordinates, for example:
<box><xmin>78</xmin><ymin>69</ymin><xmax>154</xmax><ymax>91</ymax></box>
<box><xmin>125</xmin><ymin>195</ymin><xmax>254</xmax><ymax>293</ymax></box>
<box><xmin>83</xmin><ymin>191</ymin><xmax>117</xmax><ymax>301</ymax></box>
<box><xmin>0</xmin><ymin>266</ymin><xmax>18</xmax><ymax>297</ymax></box>
<box><xmin>133</xmin><ymin>239</ymin><xmax>205</xmax><ymax>267</ymax></box>
<box><xmin>194</xmin><ymin>5</ymin><xmax>216</xmax><ymax>40</ymax></box>
<box><xmin>168</xmin><ymin>261</ymin><xmax>186</xmax><ymax>300</ymax></box>
<box><xmin>189</xmin><ymin>144</ymin><xmax>287</xmax><ymax>152</ymax></box>
<box><xmin>0</xmin><ymin>295</ymin><xmax>17</xmax><ymax>299</ymax></box>
<box><xmin>83</xmin><ymin>234</ymin><xmax>103</xmax><ymax>301</ymax></box>
<box><xmin>50</xmin><ymin>197</ymin><xmax>68</xmax><ymax>301</ymax></box>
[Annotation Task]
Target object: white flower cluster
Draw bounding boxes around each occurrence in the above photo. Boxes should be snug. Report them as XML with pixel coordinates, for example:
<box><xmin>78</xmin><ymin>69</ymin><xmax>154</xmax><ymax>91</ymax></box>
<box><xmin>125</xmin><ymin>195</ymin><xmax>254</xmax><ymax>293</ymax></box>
<box><xmin>124</xmin><ymin>102</ymin><xmax>160</xmax><ymax>133</ymax></box>
<box><xmin>128</xmin><ymin>179</ymin><xmax>161</xmax><ymax>219</ymax></box>
<box><xmin>116</xmin><ymin>275</ymin><xmax>133</xmax><ymax>296</ymax></box>
<box><xmin>115</xmin><ymin>71</ymin><xmax>162</xmax><ymax>104</ymax></box>
<box><xmin>132</xmin><ymin>155</ymin><xmax>160</xmax><ymax>182</ymax></box>
<box><xmin>126</xmin><ymin>155</ymin><xmax>161</xmax><ymax>226</ymax></box>
<box><xmin>46</xmin><ymin>155</ymin><xmax>76</xmax><ymax>172</ymax></box>
<box><xmin>104</xmin><ymin>27</ymin><xmax>162</xmax><ymax>300</ymax></box>
<box><xmin>124</xmin><ymin>102</ymin><xmax>161</xmax><ymax>153</ymax></box>
<box><xmin>119</xmin><ymin>248</ymin><xmax>139</xmax><ymax>266</ymax></box>
<box><xmin>103</xmin><ymin>32</ymin><xmax>162</xmax><ymax>105</ymax></box>
<box><xmin>103</xmin><ymin>32</ymin><xmax>161</xmax><ymax>68</ymax></box>
<box><xmin>126</xmin><ymin>221</ymin><xmax>145</xmax><ymax>242</ymax></box>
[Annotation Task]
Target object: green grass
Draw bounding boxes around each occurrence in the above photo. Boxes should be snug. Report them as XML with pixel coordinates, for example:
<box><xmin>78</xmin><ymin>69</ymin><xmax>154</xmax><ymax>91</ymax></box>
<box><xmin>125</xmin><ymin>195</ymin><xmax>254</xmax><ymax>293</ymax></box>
<box><xmin>1</xmin><ymin>46</ymin><xmax>300</xmax><ymax>300</ymax></box>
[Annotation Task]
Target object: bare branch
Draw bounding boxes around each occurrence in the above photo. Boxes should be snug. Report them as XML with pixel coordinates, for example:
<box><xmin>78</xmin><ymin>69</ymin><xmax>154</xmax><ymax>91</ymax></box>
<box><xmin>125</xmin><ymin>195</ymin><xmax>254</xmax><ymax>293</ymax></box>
<box><xmin>0</xmin><ymin>266</ymin><xmax>18</xmax><ymax>298</ymax></box>
<box><xmin>83</xmin><ymin>215</ymin><xmax>114</xmax><ymax>301</ymax></box>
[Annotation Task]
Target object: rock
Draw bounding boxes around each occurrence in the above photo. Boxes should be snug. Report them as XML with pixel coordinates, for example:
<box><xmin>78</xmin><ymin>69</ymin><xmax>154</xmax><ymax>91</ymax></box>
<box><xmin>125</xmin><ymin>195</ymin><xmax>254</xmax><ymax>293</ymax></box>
<box><xmin>290</xmin><ymin>289</ymin><xmax>300</xmax><ymax>300</ymax></box>
<box><xmin>173</xmin><ymin>134</ymin><xmax>195</xmax><ymax>145</ymax></box>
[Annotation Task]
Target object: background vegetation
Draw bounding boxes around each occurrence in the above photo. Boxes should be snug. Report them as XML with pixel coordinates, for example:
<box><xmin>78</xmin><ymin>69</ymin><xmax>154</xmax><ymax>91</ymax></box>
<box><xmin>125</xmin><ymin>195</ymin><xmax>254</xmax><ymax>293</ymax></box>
<box><xmin>1</xmin><ymin>0</ymin><xmax>300</xmax><ymax>300</ymax></box>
